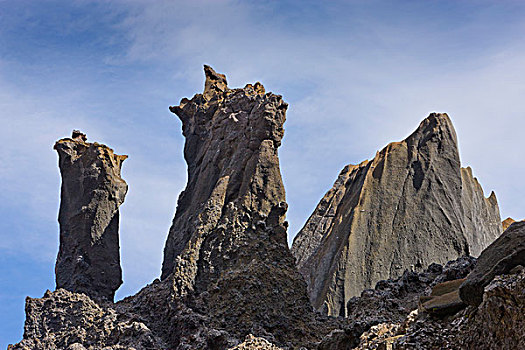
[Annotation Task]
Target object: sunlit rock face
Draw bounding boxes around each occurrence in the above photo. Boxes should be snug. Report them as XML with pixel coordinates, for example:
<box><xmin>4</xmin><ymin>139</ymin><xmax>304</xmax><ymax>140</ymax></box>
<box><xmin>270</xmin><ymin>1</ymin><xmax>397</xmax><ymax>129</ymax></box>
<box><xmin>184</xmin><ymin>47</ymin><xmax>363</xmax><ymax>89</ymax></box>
<box><xmin>292</xmin><ymin>113</ymin><xmax>501</xmax><ymax>316</ymax></box>
<box><xmin>54</xmin><ymin>131</ymin><xmax>127</xmax><ymax>302</ymax></box>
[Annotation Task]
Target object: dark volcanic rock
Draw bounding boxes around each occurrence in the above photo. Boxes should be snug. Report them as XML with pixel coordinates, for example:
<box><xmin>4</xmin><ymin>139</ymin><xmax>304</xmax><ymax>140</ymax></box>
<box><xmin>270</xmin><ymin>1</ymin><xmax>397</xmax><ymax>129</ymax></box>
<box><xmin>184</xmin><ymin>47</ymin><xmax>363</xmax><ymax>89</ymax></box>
<box><xmin>54</xmin><ymin>132</ymin><xmax>127</xmax><ymax>301</ymax></box>
<box><xmin>460</xmin><ymin>220</ymin><xmax>525</xmax><ymax>306</ymax></box>
<box><xmin>346</xmin><ymin>257</ymin><xmax>476</xmax><ymax>326</ymax></box>
<box><xmin>291</xmin><ymin>113</ymin><xmax>501</xmax><ymax>316</ymax></box>
<box><xmin>384</xmin><ymin>268</ymin><xmax>525</xmax><ymax>349</ymax></box>
<box><xmin>13</xmin><ymin>67</ymin><xmax>356</xmax><ymax>350</ymax></box>
<box><xmin>10</xmin><ymin>289</ymin><xmax>166</xmax><ymax>350</ymax></box>
<box><xmin>147</xmin><ymin>66</ymin><xmax>346</xmax><ymax>348</ymax></box>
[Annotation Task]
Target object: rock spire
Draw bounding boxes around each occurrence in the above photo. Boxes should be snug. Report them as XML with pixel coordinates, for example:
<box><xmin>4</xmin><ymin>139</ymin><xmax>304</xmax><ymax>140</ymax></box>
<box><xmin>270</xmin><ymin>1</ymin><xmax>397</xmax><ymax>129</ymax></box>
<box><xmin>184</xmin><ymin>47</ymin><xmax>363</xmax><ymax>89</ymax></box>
<box><xmin>157</xmin><ymin>65</ymin><xmax>342</xmax><ymax>347</ymax></box>
<box><xmin>54</xmin><ymin>131</ymin><xmax>127</xmax><ymax>301</ymax></box>
<box><xmin>291</xmin><ymin>113</ymin><xmax>501</xmax><ymax>316</ymax></box>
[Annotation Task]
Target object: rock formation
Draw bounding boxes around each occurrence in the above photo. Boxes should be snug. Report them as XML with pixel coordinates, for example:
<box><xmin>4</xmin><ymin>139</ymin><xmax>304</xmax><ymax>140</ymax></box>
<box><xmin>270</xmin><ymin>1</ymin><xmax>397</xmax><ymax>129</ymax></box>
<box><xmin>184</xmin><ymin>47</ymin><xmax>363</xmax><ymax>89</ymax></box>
<box><xmin>12</xmin><ymin>67</ymin><xmax>357</xmax><ymax>350</ymax></box>
<box><xmin>54</xmin><ymin>131</ymin><xmax>127</xmax><ymax>301</ymax></box>
<box><xmin>502</xmin><ymin>217</ymin><xmax>515</xmax><ymax>231</ymax></box>
<box><xmin>12</xmin><ymin>289</ymin><xmax>166</xmax><ymax>350</ymax></box>
<box><xmin>12</xmin><ymin>68</ymin><xmax>520</xmax><ymax>349</ymax></box>
<box><xmin>156</xmin><ymin>65</ymin><xmax>346</xmax><ymax>347</ymax></box>
<box><xmin>354</xmin><ymin>265</ymin><xmax>525</xmax><ymax>349</ymax></box>
<box><xmin>460</xmin><ymin>220</ymin><xmax>525</xmax><ymax>306</ymax></box>
<box><xmin>291</xmin><ymin>113</ymin><xmax>501</xmax><ymax>316</ymax></box>
<box><xmin>346</xmin><ymin>256</ymin><xmax>476</xmax><ymax>327</ymax></box>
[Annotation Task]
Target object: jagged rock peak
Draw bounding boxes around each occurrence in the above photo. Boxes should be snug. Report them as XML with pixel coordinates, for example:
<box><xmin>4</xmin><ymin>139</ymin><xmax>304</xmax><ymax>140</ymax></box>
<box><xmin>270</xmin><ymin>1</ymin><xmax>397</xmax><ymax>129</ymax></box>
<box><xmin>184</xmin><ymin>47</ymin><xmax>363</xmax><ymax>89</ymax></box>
<box><xmin>53</xmin><ymin>131</ymin><xmax>127</xmax><ymax>301</ymax></box>
<box><xmin>203</xmin><ymin>64</ymin><xmax>228</xmax><ymax>98</ymax></box>
<box><xmin>158</xmin><ymin>66</ymin><xmax>345</xmax><ymax>347</ymax></box>
<box><xmin>291</xmin><ymin>113</ymin><xmax>501</xmax><ymax>316</ymax></box>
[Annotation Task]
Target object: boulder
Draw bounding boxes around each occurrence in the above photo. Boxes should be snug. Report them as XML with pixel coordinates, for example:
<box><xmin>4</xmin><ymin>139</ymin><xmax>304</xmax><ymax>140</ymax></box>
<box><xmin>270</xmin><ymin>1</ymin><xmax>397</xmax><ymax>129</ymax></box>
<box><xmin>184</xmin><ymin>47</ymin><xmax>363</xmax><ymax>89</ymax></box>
<box><xmin>419</xmin><ymin>278</ymin><xmax>466</xmax><ymax>316</ymax></box>
<box><xmin>54</xmin><ymin>131</ymin><xmax>127</xmax><ymax>301</ymax></box>
<box><xmin>292</xmin><ymin>114</ymin><xmax>501</xmax><ymax>316</ymax></box>
<box><xmin>460</xmin><ymin>220</ymin><xmax>525</xmax><ymax>306</ymax></box>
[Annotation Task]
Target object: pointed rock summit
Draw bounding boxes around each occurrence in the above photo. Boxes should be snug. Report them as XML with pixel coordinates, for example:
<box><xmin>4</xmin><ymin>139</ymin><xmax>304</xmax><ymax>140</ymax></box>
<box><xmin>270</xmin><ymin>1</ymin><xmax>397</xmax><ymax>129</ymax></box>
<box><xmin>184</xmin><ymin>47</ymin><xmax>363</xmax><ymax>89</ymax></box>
<box><xmin>158</xmin><ymin>66</ymin><xmax>341</xmax><ymax>347</ymax></box>
<box><xmin>54</xmin><ymin>131</ymin><xmax>127</xmax><ymax>301</ymax></box>
<box><xmin>291</xmin><ymin>113</ymin><xmax>501</xmax><ymax>316</ymax></box>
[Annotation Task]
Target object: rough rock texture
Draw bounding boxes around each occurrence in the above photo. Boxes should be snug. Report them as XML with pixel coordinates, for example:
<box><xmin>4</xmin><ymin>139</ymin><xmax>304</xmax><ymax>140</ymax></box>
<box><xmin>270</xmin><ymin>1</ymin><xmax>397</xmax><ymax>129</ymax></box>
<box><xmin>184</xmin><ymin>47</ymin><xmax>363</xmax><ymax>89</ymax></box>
<box><xmin>155</xmin><ymin>65</ymin><xmax>346</xmax><ymax>348</ymax></box>
<box><xmin>228</xmin><ymin>335</ymin><xmax>284</xmax><ymax>350</ymax></box>
<box><xmin>356</xmin><ymin>268</ymin><xmax>525</xmax><ymax>349</ymax></box>
<box><xmin>12</xmin><ymin>66</ymin><xmax>359</xmax><ymax>350</ymax></box>
<box><xmin>10</xmin><ymin>289</ymin><xmax>166</xmax><ymax>350</ymax></box>
<box><xmin>459</xmin><ymin>166</ymin><xmax>501</xmax><ymax>256</ymax></box>
<box><xmin>291</xmin><ymin>113</ymin><xmax>501</xmax><ymax>316</ymax></box>
<box><xmin>459</xmin><ymin>220</ymin><xmax>525</xmax><ymax>306</ymax></box>
<box><xmin>54</xmin><ymin>131</ymin><xmax>127</xmax><ymax>301</ymax></box>
<box><xmin>419</xmin><ymin>278</ymin><xmax>466</xmax><ymax>317</ymax></box>
<box><xmin>346</xmin><ymin>257</ymin><xmax>476</xmax><ymax>327</ymax></box>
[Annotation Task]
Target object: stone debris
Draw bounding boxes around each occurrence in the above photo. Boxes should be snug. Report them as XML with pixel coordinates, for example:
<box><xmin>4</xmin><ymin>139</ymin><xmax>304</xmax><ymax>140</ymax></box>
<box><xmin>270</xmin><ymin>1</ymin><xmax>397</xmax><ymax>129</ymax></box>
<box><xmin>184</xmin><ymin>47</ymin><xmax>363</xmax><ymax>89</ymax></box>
<box><xmin>228</xmin><ymin>334</ymin><xmax>284</xmax><ymax>350</ymax></box>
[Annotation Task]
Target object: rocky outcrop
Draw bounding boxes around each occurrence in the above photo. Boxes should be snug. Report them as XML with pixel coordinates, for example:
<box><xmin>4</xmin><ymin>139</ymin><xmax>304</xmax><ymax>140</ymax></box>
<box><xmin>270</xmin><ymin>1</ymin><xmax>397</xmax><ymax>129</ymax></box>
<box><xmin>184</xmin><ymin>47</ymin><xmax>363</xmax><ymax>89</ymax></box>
<box><xmin>460</xmin><ymin>166</ymin><xmax>501</xmax><ymax>256</ymax></box>
<box><xmin>357</xmin><ymin>267</ymin><xmax>525</xmax><ymax>349</ymax></box>
<box><xmin>10</xmin><ymin>289</ymin><xmax>166</xmax><ymax>350</ymax></box>
<box><xmin>13</xmin><ymin>66</ymin><xmax>358</xmax><ymax>350</ymax></box>
<box><xmin>346</xmin><ymin>256</ymin><xmax>476</xmax><ymax>327</ymax></box>
<box><xmin>54</xmin><ymin>131</ymin><xmax>127</xmax><ymax>301</ymax></box>
<box><xmin>291</xmin><ymin>114</ymin><xmax>501</xmax><ymax>316</ymax></box>
<box><xmin>502</xmin><ymin>217</ymin><xmax>515</xmax><ymax>231</ymax></box>
<box><xmin>154</xmin><ymin>65</ymin><xmax>352</xmax><ymax>348</ymax></box>
<box><xmin>459</xmin><ymin>220</ymin><xmax>525</xmax><ymax>306</ymax></box>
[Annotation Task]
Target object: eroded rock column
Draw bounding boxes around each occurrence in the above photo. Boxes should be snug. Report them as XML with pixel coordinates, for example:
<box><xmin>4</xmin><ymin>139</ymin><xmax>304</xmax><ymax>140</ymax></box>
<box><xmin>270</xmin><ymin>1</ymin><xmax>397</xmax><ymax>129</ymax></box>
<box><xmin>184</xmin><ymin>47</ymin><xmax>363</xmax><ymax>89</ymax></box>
<box><xmin>54</xmin><ymin>130</ymin><xmax>127</xmax><ymax>301</ymax></box>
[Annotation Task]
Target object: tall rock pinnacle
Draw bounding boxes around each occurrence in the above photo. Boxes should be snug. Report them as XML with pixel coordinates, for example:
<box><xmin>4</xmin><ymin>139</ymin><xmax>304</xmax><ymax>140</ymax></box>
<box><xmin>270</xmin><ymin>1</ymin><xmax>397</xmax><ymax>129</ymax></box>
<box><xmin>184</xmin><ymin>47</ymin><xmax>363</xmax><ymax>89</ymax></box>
<box><xmin>291</xmin><ymin>113</ymin><xmax>501</xmax><ymax>316</ymax></box>
<box><xmin>158</xmin><ymin>66</ymin><xmax>339</xmax><ymax>347</ymax></box>
<box><xmin>54</xmin><ymin>130</ymin><xmax>127</xmax><ymax>301</ymax></box>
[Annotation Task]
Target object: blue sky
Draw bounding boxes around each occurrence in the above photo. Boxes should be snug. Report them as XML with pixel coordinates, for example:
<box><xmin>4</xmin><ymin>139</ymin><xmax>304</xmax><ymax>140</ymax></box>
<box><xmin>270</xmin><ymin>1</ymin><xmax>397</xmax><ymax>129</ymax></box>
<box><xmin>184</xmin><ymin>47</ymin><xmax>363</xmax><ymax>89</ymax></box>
<box><xmin>1</xmin><ymin>0</ymin><xmax>525</xmax><ymax>346</ymax></box>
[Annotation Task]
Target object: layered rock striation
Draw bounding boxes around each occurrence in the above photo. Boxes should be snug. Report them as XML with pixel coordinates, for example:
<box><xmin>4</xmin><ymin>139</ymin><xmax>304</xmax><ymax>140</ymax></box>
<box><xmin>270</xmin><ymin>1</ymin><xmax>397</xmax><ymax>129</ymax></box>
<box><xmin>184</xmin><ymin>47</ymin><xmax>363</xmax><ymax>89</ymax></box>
<box><xmin>54</xmin><ymin>131</ymin><xmax>127</xmax><ymax>301</ymax></box>
<box><xmin>291</xmin><ymin>114</ymin><xmax>501</xmax><ymax>316</ymax></box>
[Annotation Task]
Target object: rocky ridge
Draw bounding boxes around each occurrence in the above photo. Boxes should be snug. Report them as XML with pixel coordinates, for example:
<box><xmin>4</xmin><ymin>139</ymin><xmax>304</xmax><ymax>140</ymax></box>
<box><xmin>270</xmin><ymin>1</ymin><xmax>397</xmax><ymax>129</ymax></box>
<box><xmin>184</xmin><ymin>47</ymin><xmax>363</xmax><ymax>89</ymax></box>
<box><xmin>291</xmin><ymin>113</ymin><xmax>501</xmax><ymax>316</ymax></box>
<box><xmin>354</xmin><ymin>265</ymin><xmax>525</xmax><ymax>349</ymax></box>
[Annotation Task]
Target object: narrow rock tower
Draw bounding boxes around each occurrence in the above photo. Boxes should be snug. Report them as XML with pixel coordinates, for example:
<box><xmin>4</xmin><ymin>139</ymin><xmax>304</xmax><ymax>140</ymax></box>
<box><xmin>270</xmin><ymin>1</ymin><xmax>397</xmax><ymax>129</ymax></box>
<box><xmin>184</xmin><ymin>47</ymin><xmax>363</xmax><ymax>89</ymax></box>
<box><xmin>54</xmin><ymin>130</ymin><xmax>127</xmax><ymax>301</ymax></box>
<box><xmin>159</xmin><ymin>66</ymin><xmax>329</xmax><ymax>346</ymax></box>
